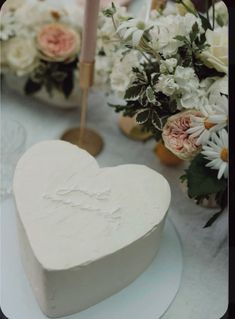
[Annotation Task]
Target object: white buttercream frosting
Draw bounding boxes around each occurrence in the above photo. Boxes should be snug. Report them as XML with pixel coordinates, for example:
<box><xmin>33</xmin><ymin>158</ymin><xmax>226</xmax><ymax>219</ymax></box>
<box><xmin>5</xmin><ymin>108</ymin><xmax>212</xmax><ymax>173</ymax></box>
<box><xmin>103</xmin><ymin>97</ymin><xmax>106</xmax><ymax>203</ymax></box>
<box><xmin>13</xmin><ymin>140</ymin><xmax>171</xmax><ymax>270</ymax></box>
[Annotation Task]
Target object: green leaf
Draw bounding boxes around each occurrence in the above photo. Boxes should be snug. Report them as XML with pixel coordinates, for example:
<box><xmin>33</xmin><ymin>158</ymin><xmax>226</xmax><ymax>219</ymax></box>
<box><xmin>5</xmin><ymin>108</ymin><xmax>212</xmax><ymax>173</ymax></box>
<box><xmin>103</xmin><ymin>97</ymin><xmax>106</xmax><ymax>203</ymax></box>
<box><xmin>216</xmin><ymin>15</ymin><xmax>225</xmax><ymax>27</ymax></box>
<box><xmin>103</xmin><ymin>2</ymin><xmax>117</xmax><ymax>17</ymax></box>
<box><xmin>189</xmin><ymin>22</ymin><xmax>199</xmax><ymax>43</ymax></box>
<box><xmin>136</xmin><ymin>109</ymin><xmax>150</xmax><ymax>125</ymax></box>
<box><xmin>203</xmin><ymin>210</ymin><xmax>224</xmax><ymax>228</ymax></box>
<box><xmin>198</xmin><ymin>12</ymin><xmax>213</xmax><ymax>31</ymax></box>
<box><xmin>62</xmin><ymin>71</ymin><xmax>74</xmax><ymax>98</ymax></box>
<box><xmin>51</xmin><ymin>71</ymin><xmax>67</xmax><ymax>82</ymax></box>
<box><xmin>146</xmin><ymin>86</ymin><xmax>156</xmax><ymax>103</ymax></box>
<box><xmin>151</xmin><ymin>111</ymin><xmax>162</xmax><ymax>130</ymax></box>
<box><xmin>186</xmin><ymin>154</ymin><xmax>227</xmax><ymax>198</ymax></box>
<box><xmin>24</xmin><ymin>79</ymin><xmax>42</xmax><ymax>95</ymax></box>
<box><xmin>124</xmin><ymin>85</ymin><xmax>143</xmax><ymax>100</ymax></box>
<box><xmin>174</xmin><ymin>35</ymin><xmax>188</xmax><ymax>42</ymax></box>
<box><xmin>180</xmin><ymin>174</ymin><xmax>187</xmax><ymax>183</ymax></box>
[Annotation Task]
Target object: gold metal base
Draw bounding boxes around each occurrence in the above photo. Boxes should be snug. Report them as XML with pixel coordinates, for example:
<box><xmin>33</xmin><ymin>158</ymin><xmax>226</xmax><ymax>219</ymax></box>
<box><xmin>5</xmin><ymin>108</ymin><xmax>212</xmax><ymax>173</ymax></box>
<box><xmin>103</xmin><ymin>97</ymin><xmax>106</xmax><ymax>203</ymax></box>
<box><xmin>61</xmin><ymin>127</ymin><xmax>103</xmax><ymax>156</ymax></box>
<box><xmin>118</xmin><ymin>116</ymin><xmax>152</xmax><ymax>141</ymax></box>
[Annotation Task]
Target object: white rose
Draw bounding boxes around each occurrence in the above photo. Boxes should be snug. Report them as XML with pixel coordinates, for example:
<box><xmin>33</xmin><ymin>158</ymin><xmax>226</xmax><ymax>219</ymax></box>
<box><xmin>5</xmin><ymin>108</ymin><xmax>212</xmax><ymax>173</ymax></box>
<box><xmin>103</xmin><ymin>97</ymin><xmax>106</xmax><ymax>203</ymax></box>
<box><xmin>160</xmin><ymin>58</ymin><xmax>178</xmax><ymax>74</ymax></box>
<box><xmin>6</xmin><ymin>37</ymin><xmax>38</xmax><ymax>76</ymax></box>
<box><xmin>199</xmin><ymin>26</ymin><xmax>228</xmax><ymax>74</ymax></box>
<box><xmin>155</xmin><ymin>74</ymin><xmax>179</xmax><ymax>96</ymax></box>
<box><xmin>150</xmin><ymin>14</ymin><xmax>202</xmax><ymax>58</ymax></box>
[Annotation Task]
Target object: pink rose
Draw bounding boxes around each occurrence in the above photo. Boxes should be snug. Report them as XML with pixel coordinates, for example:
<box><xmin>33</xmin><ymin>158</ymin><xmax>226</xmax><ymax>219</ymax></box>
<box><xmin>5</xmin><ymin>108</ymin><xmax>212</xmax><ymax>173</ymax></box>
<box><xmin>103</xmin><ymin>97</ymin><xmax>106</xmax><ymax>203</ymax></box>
<box><xmin>37</xmin><ymin>23</ymin><xmax>80</xmax><ymax>62</ymax></box>
<box><xmin>162</xmin><ymin>110</ymin><xmax>202</xmax><ymax>160</ymax></box>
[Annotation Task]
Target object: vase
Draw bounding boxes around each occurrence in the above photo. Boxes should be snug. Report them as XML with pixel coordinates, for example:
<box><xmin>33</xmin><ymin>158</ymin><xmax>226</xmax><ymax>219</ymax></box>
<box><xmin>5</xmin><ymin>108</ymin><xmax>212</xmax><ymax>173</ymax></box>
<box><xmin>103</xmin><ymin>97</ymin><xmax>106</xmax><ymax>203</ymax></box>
<box><xmin>118</xmin><ymin>115</ymin><xmax>152</xmax><ymax>141</ymax></box>
<box><xmin>154</xmin><ymin>142</ymin><xmax>183</xmax><ymax>167</ymax></box>
<box><xmin>4</xmin><ymin>74</ymin><xmax>81</xmax><ymax>110</ymax></box>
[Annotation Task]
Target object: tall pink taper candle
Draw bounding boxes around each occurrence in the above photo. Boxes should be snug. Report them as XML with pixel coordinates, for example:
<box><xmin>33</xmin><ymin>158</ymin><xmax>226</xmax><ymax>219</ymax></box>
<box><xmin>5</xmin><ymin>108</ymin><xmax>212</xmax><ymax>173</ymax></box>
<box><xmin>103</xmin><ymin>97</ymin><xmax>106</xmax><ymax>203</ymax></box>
<box><xmin>80</xmin><ymin>0</ymin><xmax>101</xmax><ymax>63</ymax></box>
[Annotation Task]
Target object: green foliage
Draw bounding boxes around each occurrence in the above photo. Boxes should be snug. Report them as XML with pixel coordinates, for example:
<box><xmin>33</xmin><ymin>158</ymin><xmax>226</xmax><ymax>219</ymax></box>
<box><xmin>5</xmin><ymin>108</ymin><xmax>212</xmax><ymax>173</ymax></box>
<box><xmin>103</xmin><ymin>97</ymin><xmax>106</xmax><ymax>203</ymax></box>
<box><xmin>198</xmin><ymin>12</ymin><xmax>213</xmax><ymax>31</ymax></box>
<box><xmin>24</xmin><ymin>79</ymin><xmax>42</xmax><ymax>95</ymax></box>
<box><xmin>24</xmin><ymin>58</ymin><xmax>78</xmax><ymax>98</ymax></box>
<box><xmin>146</xmin><ymin>86</ymin><xmax>156</xmax><ymax>103</ymax></box>
<box><xmin>124</xmin><ymin>85</ymin><xmax>143</xmax><ymax>100</ymax></box>
<box><xmin>216</xmin><ymin>15</ymin><xmax>225</xmax><ymax>27</ymax></box>
<box><xmin>184</xmin><ymin>154</ymin><xmax>227</xmax><ymax>198</ymax></box>
<box><xmin>108</xmin><ymin>61</ymin><xmax>179</xmax><ymax>141</ymax></box>
<box><xmin>136</xmin><ymin>109</ymin><xmax>150</xmax><ymax>124</ymax></box>
<box><xmin>181</xmin><ymin>153</ymin><xmax>228</xmax><ymax>226</ymax></box>
<box><xmin>103</xmin><ymin>2</ymin><xmax>117</xmax><ymax>17</ymax></box>
<box><xmin>189</xmin><ymin>22</ymin><xmax>199</xmax><ymax>43</ymax></box>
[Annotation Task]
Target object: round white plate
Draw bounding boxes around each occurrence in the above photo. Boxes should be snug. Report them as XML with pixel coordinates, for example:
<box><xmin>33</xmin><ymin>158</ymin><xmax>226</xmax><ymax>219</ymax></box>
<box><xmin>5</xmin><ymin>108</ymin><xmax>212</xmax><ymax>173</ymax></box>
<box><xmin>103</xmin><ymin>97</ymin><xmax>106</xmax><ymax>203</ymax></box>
<box><xmin>0</xmin><ymin>198</ymin><xmax>183</xmax><ymax>319</ymax></box>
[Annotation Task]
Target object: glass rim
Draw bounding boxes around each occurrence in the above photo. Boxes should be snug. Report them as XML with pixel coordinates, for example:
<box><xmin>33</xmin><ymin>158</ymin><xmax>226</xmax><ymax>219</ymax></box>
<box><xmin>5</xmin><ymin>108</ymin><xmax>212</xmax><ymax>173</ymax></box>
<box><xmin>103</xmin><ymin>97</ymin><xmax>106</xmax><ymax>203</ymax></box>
<box><xmin>0</xmin><ymin>118</ymin><xmax>27</xmax><ymax>155</ymax></box>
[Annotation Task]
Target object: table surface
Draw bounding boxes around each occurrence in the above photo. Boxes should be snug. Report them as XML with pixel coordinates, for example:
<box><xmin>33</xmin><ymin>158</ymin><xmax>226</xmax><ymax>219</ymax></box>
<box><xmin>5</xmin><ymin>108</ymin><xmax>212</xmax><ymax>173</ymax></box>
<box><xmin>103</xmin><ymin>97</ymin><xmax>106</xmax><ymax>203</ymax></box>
<box><xmin>1</xmin><ymin>1</ymin><xmax>228</xmax><ymax>318</ymax></box>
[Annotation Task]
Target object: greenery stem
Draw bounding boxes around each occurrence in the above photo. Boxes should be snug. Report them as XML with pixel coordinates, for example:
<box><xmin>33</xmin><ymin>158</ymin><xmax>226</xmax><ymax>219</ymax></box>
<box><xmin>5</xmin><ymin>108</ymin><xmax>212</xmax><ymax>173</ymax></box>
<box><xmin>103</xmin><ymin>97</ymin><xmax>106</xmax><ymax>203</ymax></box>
<box><xmin>206</xmin><ymin>0</ymin><xmax>210</xmax><ymax>23</ymax></box>
<box><xmin>212</xmin><ymin>0</ymin><xmax>215</xmax><ymax>30</ymax></box>
<box><xmin>111</xmin><ymin>15</ymin><xmax>117</xmax><ymax>30</ymax></box>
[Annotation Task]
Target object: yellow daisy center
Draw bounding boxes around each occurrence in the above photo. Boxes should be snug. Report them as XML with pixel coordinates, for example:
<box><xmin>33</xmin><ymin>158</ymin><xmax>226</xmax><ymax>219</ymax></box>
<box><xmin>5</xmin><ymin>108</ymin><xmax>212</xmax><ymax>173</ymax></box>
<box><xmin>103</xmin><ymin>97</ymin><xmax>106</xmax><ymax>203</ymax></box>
<box><xmin>204</xmin><ymin>120</ymin><xmax>215</xmax><ymax>130</ymax></box>
<box><xmin>220</xmin><ymin>148</ymin><xmax>228</xmax><ymax>162</ymax></box>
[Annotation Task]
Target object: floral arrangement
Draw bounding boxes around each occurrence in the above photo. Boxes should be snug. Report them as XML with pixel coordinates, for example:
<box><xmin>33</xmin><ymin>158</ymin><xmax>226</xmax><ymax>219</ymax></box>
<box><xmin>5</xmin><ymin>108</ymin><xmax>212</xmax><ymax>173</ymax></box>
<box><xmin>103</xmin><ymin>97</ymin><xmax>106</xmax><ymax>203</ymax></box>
<box><xmin>102</xmin><ymin>1</ymin><xmax>228</xmax><ymax>227</ymax></box>
<box><xmin>0</xmin><ymin>1</ymin><xmax>85</xmax><ymax>99</ymax></box>
<box><xmin>0</xmin><ymin>0</ymin><xmax>113</xmax><ymax>100</ymax></box>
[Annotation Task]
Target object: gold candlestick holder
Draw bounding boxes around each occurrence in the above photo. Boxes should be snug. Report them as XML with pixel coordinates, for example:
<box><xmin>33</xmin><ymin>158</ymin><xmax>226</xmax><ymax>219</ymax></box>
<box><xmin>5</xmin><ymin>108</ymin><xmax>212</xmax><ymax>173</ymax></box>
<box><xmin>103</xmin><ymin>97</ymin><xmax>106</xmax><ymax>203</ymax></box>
<box><xmin>61</xmin><ymin>61</ymin><xmax>103</xmax><ymax>156</ymax></box>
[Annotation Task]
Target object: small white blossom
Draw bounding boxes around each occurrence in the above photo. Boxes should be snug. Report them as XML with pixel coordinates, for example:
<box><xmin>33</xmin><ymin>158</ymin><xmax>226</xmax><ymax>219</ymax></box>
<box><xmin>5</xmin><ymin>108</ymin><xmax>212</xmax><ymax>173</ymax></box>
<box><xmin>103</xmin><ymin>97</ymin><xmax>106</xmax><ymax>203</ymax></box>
<box><xmin>202</xmin><ymin>129</ymin><xmax>228</xmax><ymax>179</ymax></box>
<box><xmin>110</xmin><ymin>50</ymin><xmax>140</xmax><ymax>97</ymax></box>
<box><xmin>117</xmin><ymin>18</ymin><xmax>152</xmax><ymax>46</ymax></box>
<box><xmin>150</xmin><ymin>13</ymin><xmax>202</xmax><ymax>58</ymax></box>
<box><xmin>0</xmin><ymin>12</ymin><xmax>22</xmax><ymax>40</ymax></box>
<box><xmin>174</xmin><ymin>66</ymin><xmax>200</xmax><ymax>109</ymax></box>
<box><xmin>160</xmin><ymin>58</ymin><xmax>178</xmax><ymax>74</ymax></box>
<box><xmin>155</xmin><ymin>74</ymin><xmax>179</xmax><ymax>96</ymax></box>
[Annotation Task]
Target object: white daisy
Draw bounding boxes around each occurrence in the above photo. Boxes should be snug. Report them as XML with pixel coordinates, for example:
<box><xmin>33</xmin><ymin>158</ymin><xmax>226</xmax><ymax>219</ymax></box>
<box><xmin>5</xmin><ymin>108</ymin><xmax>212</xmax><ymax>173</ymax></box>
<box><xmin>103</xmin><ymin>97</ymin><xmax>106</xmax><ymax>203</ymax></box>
<box><xmin>116</xmin><ymin>18</ymin><xmax>152</xmax><ymax>46</ymax></box>
<box><xmin>187</xmin><ymin>95</ymin><xmax>228</xmax><ymax>145</ymax></box>
<box><xmin>202</xmin><ymin>129</ymin><xmax>228</xmax><ymax>180</ymax></box>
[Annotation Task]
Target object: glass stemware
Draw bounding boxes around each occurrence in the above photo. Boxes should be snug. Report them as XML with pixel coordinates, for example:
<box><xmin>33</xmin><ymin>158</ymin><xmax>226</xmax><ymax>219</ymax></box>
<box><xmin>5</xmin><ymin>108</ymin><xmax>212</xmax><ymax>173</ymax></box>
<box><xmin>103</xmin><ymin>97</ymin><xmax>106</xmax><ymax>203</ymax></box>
<box><xmin>0</xmin><ymin>119</ymin><xmax>27</xmax><ymax>200</ymax></box>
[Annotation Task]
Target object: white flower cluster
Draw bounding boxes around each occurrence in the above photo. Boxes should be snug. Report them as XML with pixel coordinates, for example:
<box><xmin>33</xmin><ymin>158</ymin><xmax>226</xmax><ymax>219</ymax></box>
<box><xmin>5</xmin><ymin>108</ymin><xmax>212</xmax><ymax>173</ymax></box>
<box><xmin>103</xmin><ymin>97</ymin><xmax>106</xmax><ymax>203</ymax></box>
<box><xmin>102</xmin><ymin>1</ymin><xmax>228</xmax><ymax>180</ymax></box>
<box><xmin>0</xmin><ymin>1</ymin><xmax>83</xmax><ymax>76</ymax></box>
<box><xmin>1</xmin><ymin>0</ymin><xmax>130</xmax><ymax>92</ymax></box>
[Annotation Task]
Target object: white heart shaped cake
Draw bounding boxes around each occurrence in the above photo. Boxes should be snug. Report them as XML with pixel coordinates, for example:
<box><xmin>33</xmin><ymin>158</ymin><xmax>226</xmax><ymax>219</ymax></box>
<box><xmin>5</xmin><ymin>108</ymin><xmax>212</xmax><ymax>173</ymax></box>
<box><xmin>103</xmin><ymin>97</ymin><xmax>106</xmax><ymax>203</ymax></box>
<box><xmin>13</xmin><ymin>140</ymin><xmax>171</xmax><ymax>318</ymax></box>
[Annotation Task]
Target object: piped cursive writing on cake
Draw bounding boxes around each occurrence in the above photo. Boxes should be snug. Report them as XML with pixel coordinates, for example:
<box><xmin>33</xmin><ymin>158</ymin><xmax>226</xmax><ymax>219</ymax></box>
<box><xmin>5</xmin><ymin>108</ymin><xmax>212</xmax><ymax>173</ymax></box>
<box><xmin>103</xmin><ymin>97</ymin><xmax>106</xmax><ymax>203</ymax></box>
<box><xmin>42</xmin><ymin>184</ymin><xmax>122</xmax><ymax>229</ymax></box>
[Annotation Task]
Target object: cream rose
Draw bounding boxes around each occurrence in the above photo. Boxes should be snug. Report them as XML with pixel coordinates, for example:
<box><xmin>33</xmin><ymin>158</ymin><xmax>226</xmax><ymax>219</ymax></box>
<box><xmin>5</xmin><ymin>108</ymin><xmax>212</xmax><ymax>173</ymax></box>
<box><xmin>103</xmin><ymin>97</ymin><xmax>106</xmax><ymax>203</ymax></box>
<box><xmin>6</xmin><ymin>37</ymin><xmax>38</xmax><ymax>76</ymax></box>
<box><xmin>199</xmin><ymin>26</ymin><xmax>228</xmax><ymax>74</ymax></box>
<box><xmin>162</xmin><ymin>110</ymin><xmax>202</xmax><ymax>160</ymax></box>
<box><xmin>37</xmin><ymin>23</ymin><xmax>80</xmax><ymax>62</ymax></box>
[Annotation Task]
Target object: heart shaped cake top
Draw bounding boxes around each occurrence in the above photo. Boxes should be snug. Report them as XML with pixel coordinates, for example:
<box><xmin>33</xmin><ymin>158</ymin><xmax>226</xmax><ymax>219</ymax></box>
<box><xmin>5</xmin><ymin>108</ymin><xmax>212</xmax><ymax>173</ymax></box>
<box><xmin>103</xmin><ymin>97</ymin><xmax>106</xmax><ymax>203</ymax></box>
<box><xmin>13</xmin><ymin>141</ymin><xmax>171</xmax><ymax>271</ymax></box>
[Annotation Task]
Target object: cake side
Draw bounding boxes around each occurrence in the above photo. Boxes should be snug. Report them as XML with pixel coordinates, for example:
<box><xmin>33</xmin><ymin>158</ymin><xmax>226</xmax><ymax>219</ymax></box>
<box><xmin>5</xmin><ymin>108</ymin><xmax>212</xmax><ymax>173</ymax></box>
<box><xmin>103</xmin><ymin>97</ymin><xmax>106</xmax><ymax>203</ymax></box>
<box><xmin>16</xmin><ymin>206</ymin><xmax>166</xmax><ymax>318</ymax></box>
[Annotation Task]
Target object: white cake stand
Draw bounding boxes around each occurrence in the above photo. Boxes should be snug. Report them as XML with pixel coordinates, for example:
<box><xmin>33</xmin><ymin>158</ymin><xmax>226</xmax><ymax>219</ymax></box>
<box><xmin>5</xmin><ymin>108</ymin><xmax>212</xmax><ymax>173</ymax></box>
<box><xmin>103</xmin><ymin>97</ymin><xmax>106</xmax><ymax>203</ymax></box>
<box><xmin>0</xmin><ymin>198</ymin><xmax>183</xmax><ymax>319</ymax></box>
